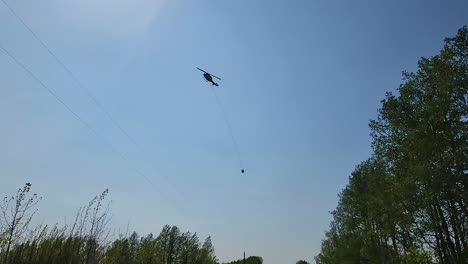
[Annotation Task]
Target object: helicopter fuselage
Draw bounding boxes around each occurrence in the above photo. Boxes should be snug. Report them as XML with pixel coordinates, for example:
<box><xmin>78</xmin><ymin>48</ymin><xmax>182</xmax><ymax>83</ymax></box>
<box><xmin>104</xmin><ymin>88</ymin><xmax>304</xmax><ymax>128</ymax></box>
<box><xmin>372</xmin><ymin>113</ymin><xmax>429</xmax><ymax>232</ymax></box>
<box><xmin>203</xmin><ymin>73</ymin><xmax>219</xmax><ymax>86</ymax></box>
<box><xmin>203</xmin><ymin>73</ymin><xmax>213</xmax><ymax>82</ymax></box>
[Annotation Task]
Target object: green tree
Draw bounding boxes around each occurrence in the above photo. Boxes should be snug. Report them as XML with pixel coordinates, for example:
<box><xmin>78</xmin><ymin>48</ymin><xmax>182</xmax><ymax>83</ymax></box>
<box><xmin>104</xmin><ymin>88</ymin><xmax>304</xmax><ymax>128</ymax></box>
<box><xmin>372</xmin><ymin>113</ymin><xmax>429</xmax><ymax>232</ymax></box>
<box><xmin>136</xmin><ymin>234</ymin><xmax>165</xmax><ymax>264</ymax></box>
<box><xmin>316</xmin><ymin>26</ymin><xmax>468</xmax><ymax>264</ymax></box>
<box><xmin>104</xmin><ymin>237</ymin><xmax>133</xmax><ymax>264</ymax></box>
<box><xmin>370</xmin><ymin>26</ymin><xmax>467</xmax><ymax>263</ymax></box>
<box><xmin>223</xmin><ymin>256</ymin><xmax>262</xmax><ymax>264</ymax></box>
<box><xmin>0</xmin><ymin>184</ymin><xmax>218</xmax><ymax>264</ymax></box>
<box><xmin>157</xmin><ymin>225</ymin><xmax>182</xmax><ymax>264</ymax></box>
<box><xmin>199</xmin><ymin>236</ymin><xmax>217</xmax><ymax>264</ymax></box>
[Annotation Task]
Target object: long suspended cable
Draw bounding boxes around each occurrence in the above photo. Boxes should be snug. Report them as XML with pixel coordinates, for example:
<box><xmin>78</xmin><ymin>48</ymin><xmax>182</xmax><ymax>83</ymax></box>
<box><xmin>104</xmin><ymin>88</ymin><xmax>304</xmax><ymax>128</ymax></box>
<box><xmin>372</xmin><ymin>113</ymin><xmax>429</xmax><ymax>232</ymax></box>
<box><xmin>0</xmin><ymin>44</ymin><xmax>186</xmax><ymax>214</ymax></box>
<box><xmin>0</xmin><ymin>0</ymin><xmax>185</xmax><ymax>200</ymax></box>
<box><xmin>209</xmin><ymin>85</ymin><xmax>245</xmax><ymax>173</ymax></box>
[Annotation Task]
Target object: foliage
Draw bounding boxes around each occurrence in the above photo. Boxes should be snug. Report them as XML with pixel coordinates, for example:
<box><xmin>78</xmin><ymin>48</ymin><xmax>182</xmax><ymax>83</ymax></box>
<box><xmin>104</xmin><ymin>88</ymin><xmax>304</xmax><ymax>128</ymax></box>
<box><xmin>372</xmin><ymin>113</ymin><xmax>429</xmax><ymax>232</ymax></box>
<box><xmin>315</xmin><ymin>26</ymin><xmax>468</xmax><ymax>264</ymax></box>
<box><xmin>223</xmin><ymin>256</ymin><xmax>263</xmax><ymax>264</ymax></box>
<box><xmin>0</xmin><ymin>183</ymin><xmax>41</xmax><ymax>263</ymax></box>
<box><xmin>0</xmin><ymin>185</ymin><xmax>222</xmax><ymax>264</ymax></box>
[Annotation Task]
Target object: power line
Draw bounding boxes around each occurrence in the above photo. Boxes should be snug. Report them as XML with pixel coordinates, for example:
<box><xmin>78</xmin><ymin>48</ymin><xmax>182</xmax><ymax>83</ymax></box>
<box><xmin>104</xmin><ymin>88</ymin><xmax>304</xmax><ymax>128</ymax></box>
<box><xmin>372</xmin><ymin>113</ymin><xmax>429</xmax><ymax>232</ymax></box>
<box><xmin>1</xmin><ymin>0</ymin><xmax>145</xmax><ymax>155</ymax></box>
<box><xmin>0</xmin><ymin>0</ymin><xmax>185</xmax><ymax>200</ymax></box>
<box><xmin>0</xmin><ymin>44</ymin><xmax>151</xmax><ymax>183</ymax></box>
<box><xmin>0</xmin><ymin>44</ymin><xmax>186</xmax><ymax>214</ymax></box>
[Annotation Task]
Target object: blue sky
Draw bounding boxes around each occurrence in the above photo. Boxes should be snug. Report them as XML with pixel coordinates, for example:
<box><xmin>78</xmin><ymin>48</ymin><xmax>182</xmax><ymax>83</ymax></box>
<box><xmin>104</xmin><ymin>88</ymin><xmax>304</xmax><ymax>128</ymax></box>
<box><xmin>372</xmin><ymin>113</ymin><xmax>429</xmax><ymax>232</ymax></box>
<box><xmin>1</xmin><ymin>0</ymin><xmax>467</xmax><ymax>263</ymax></box>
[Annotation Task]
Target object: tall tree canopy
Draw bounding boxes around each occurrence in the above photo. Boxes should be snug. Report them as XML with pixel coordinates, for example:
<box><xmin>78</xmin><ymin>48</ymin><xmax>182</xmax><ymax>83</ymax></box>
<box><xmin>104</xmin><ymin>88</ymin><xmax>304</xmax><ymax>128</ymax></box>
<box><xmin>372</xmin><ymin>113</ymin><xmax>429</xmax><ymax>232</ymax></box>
<box><xmin>315</xmin><ymin>26</ymin><xmax>468</xmax><ymax>264</ymax></box>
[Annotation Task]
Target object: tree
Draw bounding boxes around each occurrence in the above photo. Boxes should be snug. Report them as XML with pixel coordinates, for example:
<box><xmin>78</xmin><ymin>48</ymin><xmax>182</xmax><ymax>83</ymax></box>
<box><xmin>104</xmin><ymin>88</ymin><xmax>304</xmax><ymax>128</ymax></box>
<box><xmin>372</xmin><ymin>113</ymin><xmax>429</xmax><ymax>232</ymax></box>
<box><xmin>104</xmin><ymin>236</ymin><xmax>134</xmax><ymax>264</ymax></box>
<box><xmin>370</xmin><ymin>26</ymin><xmax>467</xmax><ymax>263</ymax></box>
<box><xmin>223</xmin><ymin>256</ymin><xmax>263</xmax><ymax>264</ymax></box>
<box><xmin>136</xmin><ymin>233</ymin><xmax>165</xmax><ymax>264</ymax></box>
<box><xmin>0</xmin><ymin>184</ymin><xmax>219</xmax><ymax>264</ymax></box>
<box><xmin>316</xmin><ymin>26</ymin><xmax>468</xmax><ymax>264</ymax></box>
<box><xmin>157</xmin><ymin>225</ymin><xmax>182</xmax><ymax>264</ymax></box>
<box><xmin>200</xmin><ymin>236</ymin><xmax>217</xmax><ymax>264</ymax></box>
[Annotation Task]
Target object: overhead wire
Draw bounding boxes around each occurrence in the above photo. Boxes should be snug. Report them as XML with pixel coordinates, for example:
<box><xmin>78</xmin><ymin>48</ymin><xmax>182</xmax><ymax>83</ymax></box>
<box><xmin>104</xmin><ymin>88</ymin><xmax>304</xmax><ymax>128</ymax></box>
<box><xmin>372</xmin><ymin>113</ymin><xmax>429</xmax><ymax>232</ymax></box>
<box><xmin>208</xmin><ymin>84</ymin><xmax>245</xmax><ymax>173</ymax></box>
<box><xmin>0</xmin><ymin>44</ymin><xmax>145</xmax><ymax>185</ymax></box>
<box><xmin>0</xmin><ymin>0</ymin><xmax>143</xmax><ymax>154</ymax></box>
<box><xmin>0</xmin><ymin>0</ymin><xmax>186</xmax><ymax>201</ymax></box>
<box><xmin>0</xmin><ymin>43</ymin><xmax>188</xmax><ymax>215</ymax></box>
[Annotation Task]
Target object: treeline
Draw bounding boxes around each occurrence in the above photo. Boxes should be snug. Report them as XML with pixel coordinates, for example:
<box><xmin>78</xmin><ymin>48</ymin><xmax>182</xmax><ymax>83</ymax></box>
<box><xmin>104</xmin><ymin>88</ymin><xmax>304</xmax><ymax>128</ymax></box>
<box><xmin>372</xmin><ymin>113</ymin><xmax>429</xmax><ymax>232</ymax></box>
<box><xmin>223</xmin><ymin>256</ymin><xmax>263</xmax><ymax>264</ymax></box>
<box><xmin>104</xmin><ymin>226</ymin><xmax>217</xmax><ymax>264</ymax></box>
<box><xmin>315</xmin><ymin>27</ymin><xmax>467</xmax><ymax>263</ymax></box>
<box><xmin>0</xmin><ymin>185</ymin><xmax>218</xmax><ymax>264</ymax></box>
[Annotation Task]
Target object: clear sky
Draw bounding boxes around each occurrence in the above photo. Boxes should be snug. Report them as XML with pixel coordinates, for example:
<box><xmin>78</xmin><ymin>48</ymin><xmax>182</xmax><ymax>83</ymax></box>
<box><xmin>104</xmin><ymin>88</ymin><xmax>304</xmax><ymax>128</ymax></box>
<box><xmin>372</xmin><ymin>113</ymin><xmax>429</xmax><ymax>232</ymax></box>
<box><xmin>1</xmin><ymin>1</ymin><xmax>467</xmax><ymax>263</ymax></box>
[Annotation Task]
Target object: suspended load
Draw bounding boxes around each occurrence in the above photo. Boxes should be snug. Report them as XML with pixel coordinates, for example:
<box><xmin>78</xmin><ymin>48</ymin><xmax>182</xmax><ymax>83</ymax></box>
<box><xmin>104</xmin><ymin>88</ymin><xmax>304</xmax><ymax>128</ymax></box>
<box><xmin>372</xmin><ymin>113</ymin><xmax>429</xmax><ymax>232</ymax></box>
<box><xmin>197</xmin><ymin>67</ymin><xmax>245</xmax><ymax>174</ymax></box>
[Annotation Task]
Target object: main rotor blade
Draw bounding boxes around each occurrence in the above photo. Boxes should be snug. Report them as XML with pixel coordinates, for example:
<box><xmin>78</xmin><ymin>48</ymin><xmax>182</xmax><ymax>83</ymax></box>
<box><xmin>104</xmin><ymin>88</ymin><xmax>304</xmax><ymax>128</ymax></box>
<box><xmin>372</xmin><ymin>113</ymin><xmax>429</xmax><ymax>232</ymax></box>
<box><xmin>197</xmin><ymin>67</ymin><xmax>222</xmax><ymax>80</ymax></box>
<box><xmin>210</xmin><ymin>74</ymin><xmax>221</xmax><ymax>80</ymax></box>
<box><xmin>197</xmin><ymin>67</ymin><xmax>208</xmax><ymax>74</ymax></box>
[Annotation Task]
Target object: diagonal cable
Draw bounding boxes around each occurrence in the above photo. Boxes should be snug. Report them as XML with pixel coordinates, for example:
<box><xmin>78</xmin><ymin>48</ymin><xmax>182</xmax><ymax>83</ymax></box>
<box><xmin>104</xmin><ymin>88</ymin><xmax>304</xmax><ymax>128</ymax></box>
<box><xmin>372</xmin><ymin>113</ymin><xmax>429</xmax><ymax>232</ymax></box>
<box><xmin>0</xmin><ymin>0</ymin><xmax>185</xmax><ymax>200</ymax></box>
<box><xmin>0</xmin><ymin>44</ymin><xmax>187</xmax><ymax>215</ymax></box>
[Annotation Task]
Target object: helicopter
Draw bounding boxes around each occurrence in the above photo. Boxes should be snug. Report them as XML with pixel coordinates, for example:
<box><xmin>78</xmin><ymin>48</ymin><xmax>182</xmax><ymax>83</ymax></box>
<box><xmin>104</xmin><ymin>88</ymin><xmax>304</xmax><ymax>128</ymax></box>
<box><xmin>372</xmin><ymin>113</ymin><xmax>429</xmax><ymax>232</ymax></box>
<box><xmin>197</xmin><ymin>67</ymin><xmax>221</xmax><ymax>86</ymax></box>
<box><xmin>197</xmin><ymin>67</ymin><xmax>245</xmax><ymax>174</ymax></box>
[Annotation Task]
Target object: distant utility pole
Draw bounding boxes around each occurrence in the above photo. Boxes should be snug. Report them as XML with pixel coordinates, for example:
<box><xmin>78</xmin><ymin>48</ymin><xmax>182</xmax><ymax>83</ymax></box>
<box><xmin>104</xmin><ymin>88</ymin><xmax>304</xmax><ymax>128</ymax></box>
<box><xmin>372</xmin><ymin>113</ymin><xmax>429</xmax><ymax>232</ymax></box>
<box><xmin>244</xmin><ymin>252</ymin><xmax>246</xmax><ymax>264</ymax></box>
